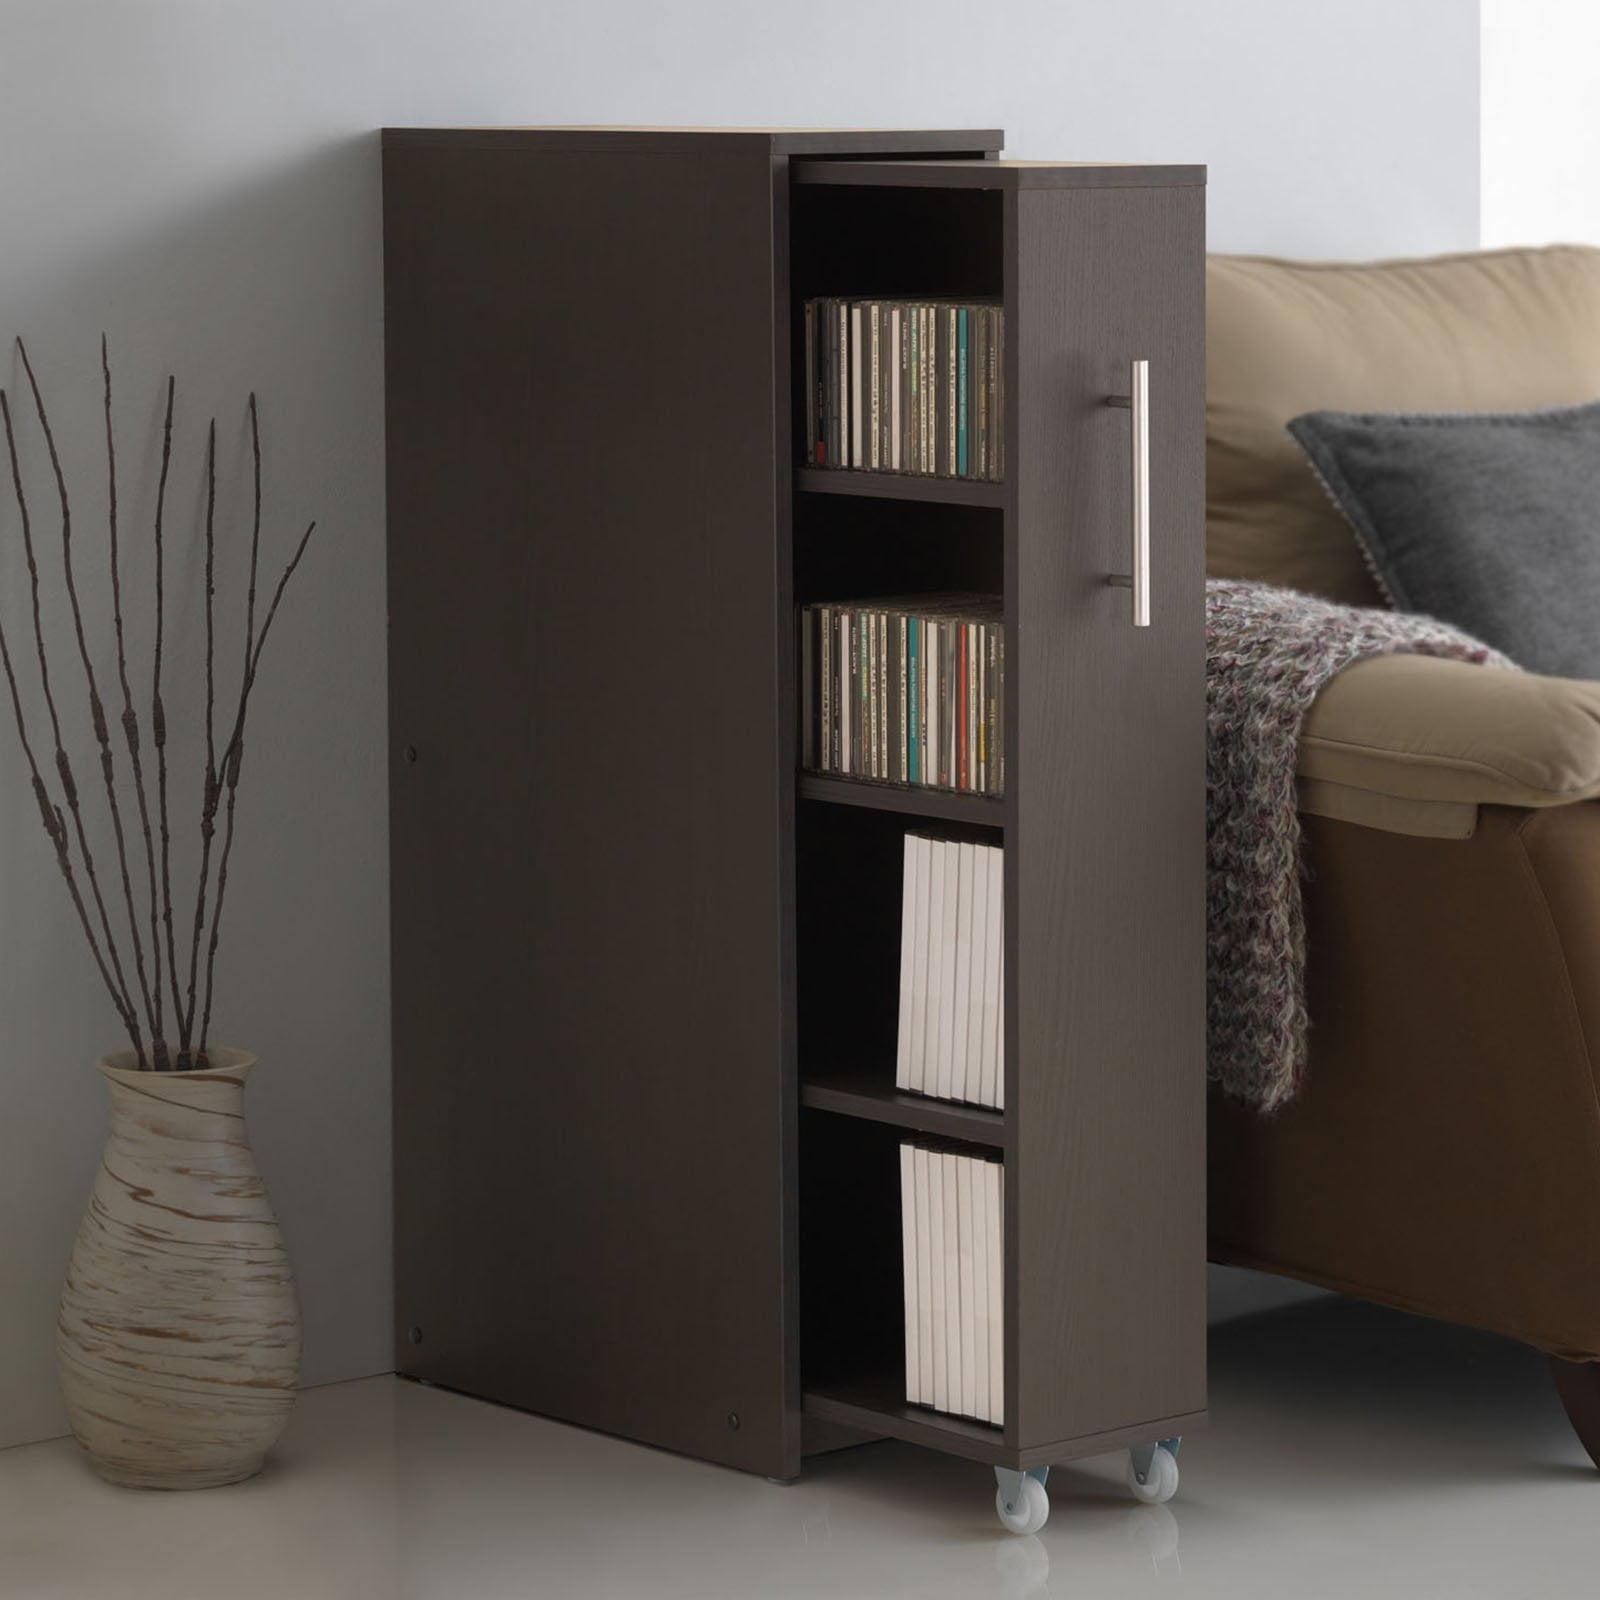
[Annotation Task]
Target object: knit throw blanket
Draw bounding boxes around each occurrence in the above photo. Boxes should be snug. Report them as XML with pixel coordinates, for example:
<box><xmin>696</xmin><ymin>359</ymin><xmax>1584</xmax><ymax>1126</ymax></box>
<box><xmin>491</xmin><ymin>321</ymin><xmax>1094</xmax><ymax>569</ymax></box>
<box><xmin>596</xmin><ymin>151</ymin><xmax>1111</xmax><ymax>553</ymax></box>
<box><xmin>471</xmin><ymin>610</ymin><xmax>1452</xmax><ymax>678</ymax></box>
<box><xmin>1206</xmin><ymin>580</ymin><xmax>1512</xmax><ymax>1112</ymax></box>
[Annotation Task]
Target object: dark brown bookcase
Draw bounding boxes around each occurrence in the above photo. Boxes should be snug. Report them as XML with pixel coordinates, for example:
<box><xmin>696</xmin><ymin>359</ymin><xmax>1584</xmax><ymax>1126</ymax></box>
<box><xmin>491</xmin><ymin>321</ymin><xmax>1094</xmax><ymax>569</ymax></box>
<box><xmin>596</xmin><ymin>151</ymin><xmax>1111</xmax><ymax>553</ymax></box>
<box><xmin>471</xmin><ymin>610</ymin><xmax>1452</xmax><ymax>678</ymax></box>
<box><xmin>383</xmin><ymin>127</ymin><xmax>1206</xmax><ymax>1513</ymax></box>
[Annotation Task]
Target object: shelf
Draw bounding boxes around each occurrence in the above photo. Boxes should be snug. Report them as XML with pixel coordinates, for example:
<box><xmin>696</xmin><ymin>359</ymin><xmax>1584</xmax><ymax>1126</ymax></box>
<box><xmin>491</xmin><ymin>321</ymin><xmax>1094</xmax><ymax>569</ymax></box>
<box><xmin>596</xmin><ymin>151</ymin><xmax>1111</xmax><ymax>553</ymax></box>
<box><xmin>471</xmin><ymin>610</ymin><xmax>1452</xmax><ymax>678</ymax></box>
<box><xmin>796</xmin><ymin>467</ymin><xmax>1004</xmax><ymax>509</ymax></box>
<box><xmin>801</xmin><ymin>1072</ymin><xmax>1005</xmax><ymax>1147</ymax></box>
<box><xmin>803</xmin><ymin>1378</ymin><xmax>1010</xmax><ymax>1467</ymax></box>
<box><xmin>798</xmin><ymin>772</ymin><xmax>1004</xmax><ymax>827</ymax></box>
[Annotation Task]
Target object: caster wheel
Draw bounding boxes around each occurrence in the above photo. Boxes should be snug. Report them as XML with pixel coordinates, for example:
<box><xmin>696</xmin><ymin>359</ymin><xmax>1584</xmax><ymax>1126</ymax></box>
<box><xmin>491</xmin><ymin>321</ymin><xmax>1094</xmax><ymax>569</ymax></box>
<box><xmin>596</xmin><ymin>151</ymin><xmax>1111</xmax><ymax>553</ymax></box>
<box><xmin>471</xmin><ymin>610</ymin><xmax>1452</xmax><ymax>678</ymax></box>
<box><xmin>1127</xmin><ymin>1442</ymin><xmax>1179</xmax><ymax>1505</ymax></box>
<box><xmin>995</xmin><ymin>1474</ymin><xmax>1049</xmax><ymax>1535</ymax></box>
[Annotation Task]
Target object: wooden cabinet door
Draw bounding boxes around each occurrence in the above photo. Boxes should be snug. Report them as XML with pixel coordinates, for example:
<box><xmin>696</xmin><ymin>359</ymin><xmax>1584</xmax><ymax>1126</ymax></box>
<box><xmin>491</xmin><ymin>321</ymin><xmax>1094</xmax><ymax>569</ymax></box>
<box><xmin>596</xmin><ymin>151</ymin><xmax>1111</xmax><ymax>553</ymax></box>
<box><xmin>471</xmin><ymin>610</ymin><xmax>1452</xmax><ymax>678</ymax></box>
<box><xmin>1007</xmin><ymin>179</ymin><xmax>1208</xmax><ymax>1454</ymax></box>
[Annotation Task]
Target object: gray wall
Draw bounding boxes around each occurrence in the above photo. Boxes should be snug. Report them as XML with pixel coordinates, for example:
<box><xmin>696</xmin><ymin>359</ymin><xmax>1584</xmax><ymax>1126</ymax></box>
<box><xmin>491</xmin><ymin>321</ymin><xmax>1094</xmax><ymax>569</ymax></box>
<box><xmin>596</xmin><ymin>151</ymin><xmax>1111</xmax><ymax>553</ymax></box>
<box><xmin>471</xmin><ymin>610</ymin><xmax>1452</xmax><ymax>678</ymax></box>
<box><xmin>0</xmin><ymin>0</ymin><xmax>1480</xmax><ymax>1449</ymax></box>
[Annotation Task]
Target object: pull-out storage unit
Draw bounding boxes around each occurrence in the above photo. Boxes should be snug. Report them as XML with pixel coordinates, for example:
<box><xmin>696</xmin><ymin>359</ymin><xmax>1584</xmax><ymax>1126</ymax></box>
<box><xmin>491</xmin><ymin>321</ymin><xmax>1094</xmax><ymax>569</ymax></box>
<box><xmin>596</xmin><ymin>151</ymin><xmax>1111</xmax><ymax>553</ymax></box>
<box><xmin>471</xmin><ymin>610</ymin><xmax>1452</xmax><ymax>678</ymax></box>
<box><xmin>384</xmin><ymin>126</ymin><xmax>1206</xmax><ymax>1527</ymax></box>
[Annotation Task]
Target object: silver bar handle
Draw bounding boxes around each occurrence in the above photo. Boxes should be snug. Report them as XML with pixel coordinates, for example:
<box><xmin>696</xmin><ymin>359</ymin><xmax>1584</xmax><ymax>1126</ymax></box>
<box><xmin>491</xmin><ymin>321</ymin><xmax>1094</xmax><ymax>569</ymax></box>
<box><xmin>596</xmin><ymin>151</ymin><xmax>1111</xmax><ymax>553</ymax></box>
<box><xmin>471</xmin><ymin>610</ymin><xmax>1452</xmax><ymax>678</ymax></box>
<box><xmin>1105</xmin><ymin>358</ymin><xmax>1152</xmax><ymax>628</ymax></box>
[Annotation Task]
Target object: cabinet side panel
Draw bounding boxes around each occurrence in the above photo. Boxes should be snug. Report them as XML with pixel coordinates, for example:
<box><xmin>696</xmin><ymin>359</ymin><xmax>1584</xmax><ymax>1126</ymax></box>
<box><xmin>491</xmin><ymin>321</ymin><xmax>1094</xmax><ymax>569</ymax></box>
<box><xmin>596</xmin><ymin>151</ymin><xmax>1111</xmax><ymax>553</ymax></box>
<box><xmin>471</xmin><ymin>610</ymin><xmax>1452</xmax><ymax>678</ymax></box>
<box><xmin>384</xmin><ymin>139</ymin><xmax>792</xmax><ymax>1473</ymax></box>
<box><xmin>1010</xmin><ymin>184</ymin><xmax>1207</xmax><ymax>1447</ymax></box>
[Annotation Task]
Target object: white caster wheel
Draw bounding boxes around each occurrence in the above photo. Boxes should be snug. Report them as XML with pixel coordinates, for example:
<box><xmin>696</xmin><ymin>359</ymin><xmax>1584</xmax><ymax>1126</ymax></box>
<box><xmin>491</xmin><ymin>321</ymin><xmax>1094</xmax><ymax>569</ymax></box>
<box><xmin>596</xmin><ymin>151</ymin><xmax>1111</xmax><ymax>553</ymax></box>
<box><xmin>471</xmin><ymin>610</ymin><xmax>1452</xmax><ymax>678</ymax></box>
<box><xmin>1126</xmin><ymin>1439</ymin><xmax>1180</xmax><ymax>1505</ymax></box>
<box><xmin>994</xmin><ymin>1469</ymin><xmax>1050</xmax><ymax>1535</ymax></box>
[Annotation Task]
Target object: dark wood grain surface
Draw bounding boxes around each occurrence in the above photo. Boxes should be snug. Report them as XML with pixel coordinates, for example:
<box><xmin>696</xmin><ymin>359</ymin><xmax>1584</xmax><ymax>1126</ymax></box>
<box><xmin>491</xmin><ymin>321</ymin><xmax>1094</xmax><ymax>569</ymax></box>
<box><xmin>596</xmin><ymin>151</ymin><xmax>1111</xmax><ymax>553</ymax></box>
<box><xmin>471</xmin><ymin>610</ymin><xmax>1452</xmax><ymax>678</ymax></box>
<box><xmin>798</xmin><ymin>774</ymin><xmax>1006</xmax><ymax>827</ymax></box>
<box><xmin>385</xmin><ymin>132</ymin><xmax>795</xmax><ymax>1476</ymax></box>
<box><xmin>794</xmin><ymin>159</ymin><xmax>1206</xmax><ymax>190</ymax></box>
<box><xmin>803</xmin><ymin>1381</ymin><xmax>1205</xmax><ymax>1470</ymax></box>
<box><xmin>796</xmin><ymin>468</ymin><xmax>1006</xmax><ymax>508</ymax></box>
<box><xmin>1006</xmin><ymin>181</ymin><xmax>1208</xmax><ymax>1451</ymax></box>
<box><xmin>384</xmin><ymin>127</ymin><xmax>1003</xmax><ymax>158</ymax></box>
<box><xmin>800</xmin><ymin>1075</ymin><xmax>1007</xmax><ymax>1146</ymax></box>
<box><xmin>387</xmin><ymin>128</ymin><xmax>1207</xmax><ymax>1485</ymax></box>
<box><xmin>803</xmin><ymin>1379</ymin><xmax>1008</xmax><ymax>1465</ymax></box>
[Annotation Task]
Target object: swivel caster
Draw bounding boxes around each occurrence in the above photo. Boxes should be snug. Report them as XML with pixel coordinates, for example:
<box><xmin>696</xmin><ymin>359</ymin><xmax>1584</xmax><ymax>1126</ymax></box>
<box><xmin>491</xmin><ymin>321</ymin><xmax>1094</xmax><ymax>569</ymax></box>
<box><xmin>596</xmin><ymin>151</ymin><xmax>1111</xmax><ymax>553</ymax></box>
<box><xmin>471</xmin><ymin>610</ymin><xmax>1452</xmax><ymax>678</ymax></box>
<box><xmin>1126</xmin><ymin>1437</ymin><xmax>1180</xmax><ymax>1505</ymax></box>
<box><xmin>994</xmin><ymin>1466</ymin><xmax>1049</xmax><ymax>1535</ymax></box>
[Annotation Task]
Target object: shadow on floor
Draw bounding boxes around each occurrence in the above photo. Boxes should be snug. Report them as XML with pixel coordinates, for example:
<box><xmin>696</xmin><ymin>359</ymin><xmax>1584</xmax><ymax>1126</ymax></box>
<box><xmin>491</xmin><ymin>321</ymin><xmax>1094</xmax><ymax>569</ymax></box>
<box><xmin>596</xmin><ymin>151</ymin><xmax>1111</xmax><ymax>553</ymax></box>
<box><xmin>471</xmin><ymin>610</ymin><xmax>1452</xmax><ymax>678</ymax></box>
<box><xmin>1204</xmin><ymin>1293</ymin><xmax>1588</xmax><ymax>1491</ymax></box>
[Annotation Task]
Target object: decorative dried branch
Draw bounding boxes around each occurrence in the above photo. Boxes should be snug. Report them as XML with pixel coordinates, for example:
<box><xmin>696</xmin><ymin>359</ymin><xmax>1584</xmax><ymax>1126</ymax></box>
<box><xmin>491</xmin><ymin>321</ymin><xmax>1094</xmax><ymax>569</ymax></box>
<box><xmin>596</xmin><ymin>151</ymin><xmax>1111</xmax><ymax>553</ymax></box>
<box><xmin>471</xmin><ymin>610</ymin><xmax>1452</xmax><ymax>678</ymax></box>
<box><xmin>151</xmin><ymin>375</ymin><xmax>185</xmax><ymax>1055</ymax></box>
<box><xmin>4</xmin><ymin>346</ymin><xmax>318</xmax><ymax>1069</ymax></box>
<box><xmin>103</xmin><ymin>339</ymin><xmax>170</xmax><ymax>1069</ymax></box>
<box><xmin>0</xmin><ymin>391</ymin><xmax>137</xmax><ymax>1045</ymax></box>
<box><xmin>198</xmin><ymin>737</ymin><xmax>244</xmax><ymax>1064</ymax></box>
<box><xmin>179</xmin><ymin>421</ymin><xmax>220</xmax><ymax>1057</ymax></box>
<box><xmin>196</xmin><ymin>395</ymin><xmax>263</xmax><ymax>1061</ymax></box>
<box><xmin>11</xmin><ymin>345</ymin><xmax>145</xmax><ymax>1067</ymax></box>
<box><xmin>203</xmin><ymin>419</ymin><xmax>217</xmax><ymax>784</ymax></box>
<box><xmin>19</xmin><ymin>340</ymin><xmax>157</xmax><ymax>1064</ymax></box>
<box><xmin>219</xmin><ymin>519</ymin><xmax>317</xmax><ymax>774</ymax></box>
<box><xmin>244</xmin><ymin>394</ymin><xmax>262</xmax><ymax>662</ymax></box>
<box><xmin>198</xmin><ymin>514</ymin><xmax>318</xmax><ymax>1057</ymax></box>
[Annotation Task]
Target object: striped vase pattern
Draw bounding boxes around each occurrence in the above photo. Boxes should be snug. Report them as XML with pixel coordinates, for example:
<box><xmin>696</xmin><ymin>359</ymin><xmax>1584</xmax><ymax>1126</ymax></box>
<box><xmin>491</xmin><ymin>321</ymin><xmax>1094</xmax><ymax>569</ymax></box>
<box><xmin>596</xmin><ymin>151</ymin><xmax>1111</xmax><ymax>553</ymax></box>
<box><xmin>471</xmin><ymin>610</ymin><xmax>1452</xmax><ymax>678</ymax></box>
<box><xmin>57</xmin><ymin>1049</ymin><xmax>301</xmax><ymax>1489</ymax></box>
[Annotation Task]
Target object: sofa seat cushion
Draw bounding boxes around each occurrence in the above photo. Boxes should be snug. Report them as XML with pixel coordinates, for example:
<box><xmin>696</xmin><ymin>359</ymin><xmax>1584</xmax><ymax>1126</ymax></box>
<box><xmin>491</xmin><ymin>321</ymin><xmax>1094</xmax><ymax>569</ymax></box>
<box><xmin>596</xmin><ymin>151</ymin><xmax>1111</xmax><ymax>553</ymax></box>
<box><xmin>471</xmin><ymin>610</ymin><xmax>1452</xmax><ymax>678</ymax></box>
<box><xmin>1208</xmin><ymin>246</ymin><xmax>1600</xmax><ymax>605</ymax></box>
<box><xmin>1296</xmin><ymin>653</ymin><xmax>1600</xmax><ymax>834</ymax></box>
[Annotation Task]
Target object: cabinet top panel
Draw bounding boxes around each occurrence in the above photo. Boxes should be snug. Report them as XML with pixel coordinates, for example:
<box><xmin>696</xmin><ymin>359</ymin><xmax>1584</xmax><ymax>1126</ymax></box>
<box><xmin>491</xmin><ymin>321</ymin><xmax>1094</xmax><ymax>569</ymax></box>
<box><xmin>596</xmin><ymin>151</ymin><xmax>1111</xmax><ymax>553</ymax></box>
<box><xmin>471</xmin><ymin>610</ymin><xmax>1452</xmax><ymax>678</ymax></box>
<box><xmin>382</xmin><ymin>126</ymin><xmax>1004</xmax><ymax>157</ymax></box>
<box><xmin>793</xmin><ymin>158</ymin><xmax>1206</xmax><ymax>190</ymax></box>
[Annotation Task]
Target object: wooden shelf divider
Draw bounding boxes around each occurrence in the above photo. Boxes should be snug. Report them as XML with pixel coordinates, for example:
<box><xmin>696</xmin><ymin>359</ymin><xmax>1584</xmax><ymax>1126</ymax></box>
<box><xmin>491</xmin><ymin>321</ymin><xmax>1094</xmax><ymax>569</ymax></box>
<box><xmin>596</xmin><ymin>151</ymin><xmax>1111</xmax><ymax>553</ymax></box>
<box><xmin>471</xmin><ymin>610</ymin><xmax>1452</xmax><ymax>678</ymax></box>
<box><xmin>802</xmin><ymin>1380</ymin><xmax>1009</xmax><ymax>1467</ymax></box>
<box><xmin>800</xmin><ymin>1072</ymin><xmax>1006</xmax><ymax>1147</ymax></box>
<box><xmin>796</xmin><ymin>466</ymin><xmax>1004</xmax><ymax>509</ymax></box>
<box><xmin>798</xmin><ymin>772</ymin><xmax>1004</xmax><ymax>828</ymax></box>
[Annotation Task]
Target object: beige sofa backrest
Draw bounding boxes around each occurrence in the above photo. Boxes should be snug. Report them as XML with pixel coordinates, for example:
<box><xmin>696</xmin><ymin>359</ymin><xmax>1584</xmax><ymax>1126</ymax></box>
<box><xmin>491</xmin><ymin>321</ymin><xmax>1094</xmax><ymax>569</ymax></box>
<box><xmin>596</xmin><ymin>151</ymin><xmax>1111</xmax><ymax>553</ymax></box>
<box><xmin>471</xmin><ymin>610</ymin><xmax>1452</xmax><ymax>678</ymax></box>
<box><xmin>1207</xmin><ymin>246</ymin><xmax>1600</xmax><ymax>605</ymax></box>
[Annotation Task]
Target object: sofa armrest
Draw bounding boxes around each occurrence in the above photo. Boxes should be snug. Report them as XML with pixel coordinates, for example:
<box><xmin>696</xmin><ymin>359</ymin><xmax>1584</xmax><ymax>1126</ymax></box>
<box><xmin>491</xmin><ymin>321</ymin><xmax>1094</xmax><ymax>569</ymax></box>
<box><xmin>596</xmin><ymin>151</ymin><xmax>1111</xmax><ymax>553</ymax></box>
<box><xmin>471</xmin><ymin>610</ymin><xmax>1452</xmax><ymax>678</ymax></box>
<box><xmin>1296</xmin><ymin>654</ymin><xmax>1600</xmax><ymax>836</ymax></box>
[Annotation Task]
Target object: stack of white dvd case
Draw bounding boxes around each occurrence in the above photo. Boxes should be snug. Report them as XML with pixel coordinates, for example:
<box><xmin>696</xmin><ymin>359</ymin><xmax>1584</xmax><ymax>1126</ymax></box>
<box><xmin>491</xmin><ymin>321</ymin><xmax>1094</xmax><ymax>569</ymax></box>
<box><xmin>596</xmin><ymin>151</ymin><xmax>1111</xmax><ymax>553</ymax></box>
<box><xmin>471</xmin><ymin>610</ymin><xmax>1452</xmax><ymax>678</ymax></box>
<box><xmin>895</xmin><ymin>834</ymin><xmax>1003</xmax><ymax>1108</ymax></box>
<box><xmin>899</xmin><ymin>1143</ymin><xmax>1003</xmax><ymax>1424</ymax></box>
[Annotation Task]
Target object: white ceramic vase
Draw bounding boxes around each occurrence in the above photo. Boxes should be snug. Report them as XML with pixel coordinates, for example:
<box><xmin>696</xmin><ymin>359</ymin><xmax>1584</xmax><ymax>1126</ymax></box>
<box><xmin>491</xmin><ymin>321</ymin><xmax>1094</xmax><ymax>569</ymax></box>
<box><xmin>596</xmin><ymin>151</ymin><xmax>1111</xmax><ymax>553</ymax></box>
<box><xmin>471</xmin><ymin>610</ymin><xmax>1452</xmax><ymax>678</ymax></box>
<box><xmin>56</xmin><ymin>1048</ymin><xmax>301</xmax><ymax>1488</ymax></box>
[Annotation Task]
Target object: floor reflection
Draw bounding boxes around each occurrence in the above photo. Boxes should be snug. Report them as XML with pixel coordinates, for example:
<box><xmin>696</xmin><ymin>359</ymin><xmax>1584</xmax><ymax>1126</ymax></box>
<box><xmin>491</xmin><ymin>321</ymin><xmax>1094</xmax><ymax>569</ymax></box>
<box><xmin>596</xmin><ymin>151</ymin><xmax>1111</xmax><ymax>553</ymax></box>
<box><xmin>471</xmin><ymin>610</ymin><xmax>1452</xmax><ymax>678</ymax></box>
<box><xmin>4</xmin><ymin>1293</ymin><xmax>1598</xmax><ymax>1599</ymax></box>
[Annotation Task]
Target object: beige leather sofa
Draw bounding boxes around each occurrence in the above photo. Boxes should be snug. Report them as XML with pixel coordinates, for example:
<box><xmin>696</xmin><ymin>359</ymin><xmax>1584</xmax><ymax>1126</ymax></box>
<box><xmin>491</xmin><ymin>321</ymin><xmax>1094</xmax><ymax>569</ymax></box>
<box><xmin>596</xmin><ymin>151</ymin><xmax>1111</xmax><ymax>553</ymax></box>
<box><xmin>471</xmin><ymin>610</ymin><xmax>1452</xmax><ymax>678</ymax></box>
<box><xmin>1205</xmin><ymin>245</ymin><xmax>1600</xmax><ymax>1466</ymax></box>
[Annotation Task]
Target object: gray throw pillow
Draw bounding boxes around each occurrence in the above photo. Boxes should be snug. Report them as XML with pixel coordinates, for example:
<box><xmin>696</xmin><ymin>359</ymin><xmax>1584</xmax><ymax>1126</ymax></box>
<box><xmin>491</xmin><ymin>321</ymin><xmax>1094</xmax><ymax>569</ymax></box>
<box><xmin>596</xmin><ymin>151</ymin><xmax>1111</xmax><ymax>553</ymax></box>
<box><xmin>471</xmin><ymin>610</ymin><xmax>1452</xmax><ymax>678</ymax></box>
<box><xmin>1287</xmin><ymin>400</ymin><xmax>1600</xmax><ymax>678</ymax></box>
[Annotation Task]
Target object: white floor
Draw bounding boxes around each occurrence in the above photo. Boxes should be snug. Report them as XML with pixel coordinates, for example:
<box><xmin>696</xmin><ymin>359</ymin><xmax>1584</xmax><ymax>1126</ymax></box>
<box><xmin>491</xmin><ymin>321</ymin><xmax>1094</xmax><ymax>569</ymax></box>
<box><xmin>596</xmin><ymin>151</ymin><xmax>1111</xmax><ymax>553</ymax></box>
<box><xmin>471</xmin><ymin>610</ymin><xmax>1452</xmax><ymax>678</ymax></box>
<box><xmin>3</xmin><ymin>1295</ymin><xmax>1597</xmax><ymax>1600</ymax></box>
